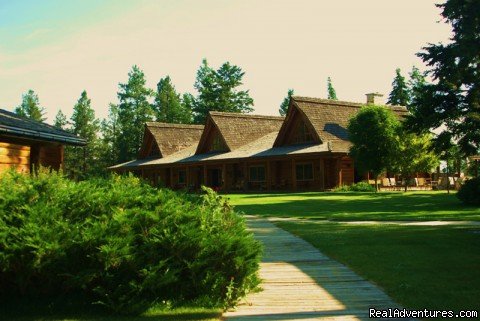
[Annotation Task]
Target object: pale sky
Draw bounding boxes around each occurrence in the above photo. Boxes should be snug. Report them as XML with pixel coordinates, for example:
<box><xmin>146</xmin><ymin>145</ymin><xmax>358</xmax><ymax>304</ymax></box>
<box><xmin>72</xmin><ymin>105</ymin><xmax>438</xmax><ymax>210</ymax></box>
<box><xmin>0</xmin><ymin>0</ymin><xmax>452</xmax><ymax>123</ymax></box>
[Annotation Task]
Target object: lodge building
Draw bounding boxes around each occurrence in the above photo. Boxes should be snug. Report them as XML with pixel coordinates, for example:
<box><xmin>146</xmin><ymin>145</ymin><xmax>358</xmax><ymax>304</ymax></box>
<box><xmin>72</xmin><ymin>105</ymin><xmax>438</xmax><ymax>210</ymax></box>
<box><xmin>0</xmin><ymin>109</ymin><xmax>86</xmax><ymax>174</ymax></box>
<box><xmin>111</xmin><ymin>95</ymin><xmax>407</xmax><ymax>191</ymax></box>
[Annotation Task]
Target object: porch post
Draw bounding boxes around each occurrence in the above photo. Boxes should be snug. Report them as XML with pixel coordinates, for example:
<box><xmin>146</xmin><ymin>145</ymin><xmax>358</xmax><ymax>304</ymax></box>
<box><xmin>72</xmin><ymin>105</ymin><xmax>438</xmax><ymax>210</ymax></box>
<box><xmin>222</xmin><ymin>163</ymin><xmax>227</xmax><ymax>190</ymax></box>
<box><xmin>292</xmin><ymin>159</ymin><xmax>297</xmax><ymax>191</ymax></box>
<box><xmin>243</xmin><ymin>162</ymin><xmax>248</xmax><ymax>191</ymax></box>
<box><xmin>266</xmin><ymin>161</ymin><xmax>271</xmax><ymax>191</ymax></box>
<box><xmin>336</xmin><ymin>158</ymin><xmax>342</xmax><ymax>187</ymax></box>
<box><xmin>203</xmin><ymin>165</ymin><xmax>208</xmax><ymax>187</ymax></box>
<box><xmin>170</xmin><ymin>167</ymin><xmax>174</xmax><ymax>188</ymax></box>
<box><xmin>319</xmin><ymin>158</ymin><xmax>325</xmax><ymax>191</ymax></box>
<box><xmin>186</xmin><ymin>166</ymin><xmax>190</xmax><ymax>189</ymax></box>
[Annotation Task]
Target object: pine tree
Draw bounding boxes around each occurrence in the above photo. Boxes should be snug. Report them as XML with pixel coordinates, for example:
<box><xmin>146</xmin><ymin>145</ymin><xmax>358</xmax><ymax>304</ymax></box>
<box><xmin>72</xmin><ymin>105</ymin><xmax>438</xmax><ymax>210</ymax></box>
<box><xmin>407</xmin><ymin>66</ymin><xmax>427</xmax><ymax>114</ymax></box>
<box><xmin>53</xmin><ymin>110</ymin><xmax>68</xmax><ymax>129</ymax></box>
<box><xmin>99</xmin><ymin>103</ymin><xmax>120</xmax><ymax>168</ymax></box>
<box><xmin>387</xmin><ymin>68</ymin><xmax>409</xmax><ymax>106</ymax></box>
<box><xmin>153</xmin><ymin>76</ymin><xmax>192</xmax><ymax>124</ymax></box>
<box><xmin>327</xmin><ymin>77</ymin><xmax>338</xmax><ymax>100</ymax></box>
<box><xmin>15</xmin><ymin>90</ymin><xmax>46</xmax><ymax>122</ymax></box>
<box><xmin>279</xmin><ymin>89</ymin><xmax>294</xmax><ymax>116</ymax></box>
<box><xmin>116</xmin><ymin>65</ymin><xmax>155</xmax><ymax>162</ymax></box>
<box><xmin>192</xmin><ymin>59</ymin><xmax>254</xmax><ymax>124</ymax></box>
<box><xmin>65</xmin><ymin>91</ymin><xmax>100</xmax><ymax>178</ymax></box>
<box><xmin>413</xmin><ymin>0</ymin><xmax>480</xmax><ymax>155</ymax></box>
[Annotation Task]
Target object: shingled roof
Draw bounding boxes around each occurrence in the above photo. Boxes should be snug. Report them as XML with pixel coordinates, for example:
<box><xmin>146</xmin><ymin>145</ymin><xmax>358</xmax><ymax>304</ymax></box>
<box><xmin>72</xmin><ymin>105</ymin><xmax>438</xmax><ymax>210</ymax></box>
<box><xmin>196</xmin><ymin>112</ymin><xmax>284</xmax><ymax>154</ymax></box>
<box><xmin>139</xmin><ymin>122</ymin><xmax>204</xmax><ymax>158</ymax></box>
<box><xmin>274</xmin><ymin>96</ymin><xmax>408</xmax><ymax>146</ymax></box>
<box><xmin>0</xmin><ymin>108</ymin><xmax>86</xmax><ymax>145</ymax></box>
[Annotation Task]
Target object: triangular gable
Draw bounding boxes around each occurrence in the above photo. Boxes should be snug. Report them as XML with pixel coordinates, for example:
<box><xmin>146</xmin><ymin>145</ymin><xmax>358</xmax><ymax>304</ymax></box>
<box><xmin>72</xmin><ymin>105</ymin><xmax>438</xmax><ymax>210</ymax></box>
<box><xmin>139</xmin><ymin>122</ymin><xmax>204</xmax><ymax>159</ymax></box>
<box><xmin>273</xmin><ymin>99</ymin><xmax>322</xmax><ymax>147</ymax></box>
<box><xmin>195</xmin><ymin>116</ymin><xmax>230</xmax><ymax>154</ymax></box>
<box><xmin>138</xmin><ymin>126</ymin><xmax>162</xmax><ymax>159</ymax></box>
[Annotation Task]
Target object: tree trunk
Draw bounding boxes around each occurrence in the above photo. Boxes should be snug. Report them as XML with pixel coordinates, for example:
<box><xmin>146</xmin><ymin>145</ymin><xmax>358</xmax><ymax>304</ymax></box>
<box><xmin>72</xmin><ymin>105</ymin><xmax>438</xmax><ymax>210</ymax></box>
<box><xmin>404</xmin><ymin>176</ymin><xmax>408</xmax><ymax>192</ymax></box>
<box><xmin>446</xmin><ymin>158</ymin><xmax>450</xmax><ymax>194</ymax></box>
<box><xmin>375</xmin><ymin>175</ymin><xmax>379</xmax><ymax>193</ymax></box>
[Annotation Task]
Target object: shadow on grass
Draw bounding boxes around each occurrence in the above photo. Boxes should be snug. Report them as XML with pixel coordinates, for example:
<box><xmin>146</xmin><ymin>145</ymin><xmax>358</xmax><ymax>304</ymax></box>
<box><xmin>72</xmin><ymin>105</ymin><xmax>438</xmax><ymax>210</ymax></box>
<box><xmin>0</xmin><ymin>299</ymin><xmax>221</xmax><ymax>321</ymax></box>
<box><xmin>230</xmin><ymin>192</ymin><xmax>480</xmax><ymax>221</ymax></box>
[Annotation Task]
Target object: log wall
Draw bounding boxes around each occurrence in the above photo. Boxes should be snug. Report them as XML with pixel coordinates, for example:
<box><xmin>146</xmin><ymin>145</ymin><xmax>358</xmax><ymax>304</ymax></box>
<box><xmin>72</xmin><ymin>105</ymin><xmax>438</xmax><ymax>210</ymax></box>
<box><xmin>0</xmin><ymin>142</ymin><xmax>31</xmax><ymax>173</ymax></box>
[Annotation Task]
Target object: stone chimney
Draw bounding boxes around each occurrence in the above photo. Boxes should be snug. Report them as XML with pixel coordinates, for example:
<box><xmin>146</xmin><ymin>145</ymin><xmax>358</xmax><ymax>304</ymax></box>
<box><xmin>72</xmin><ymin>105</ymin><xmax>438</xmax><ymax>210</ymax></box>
<box><xmin>365</xmin><ymin>92</ymin><xmax>385</xmax><ymax>105</ymax></box>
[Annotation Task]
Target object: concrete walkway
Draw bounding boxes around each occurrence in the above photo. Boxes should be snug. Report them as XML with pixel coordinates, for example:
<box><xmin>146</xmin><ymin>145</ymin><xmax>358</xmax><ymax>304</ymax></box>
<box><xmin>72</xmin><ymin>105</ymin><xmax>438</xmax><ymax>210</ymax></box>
<box><xmin>223</xmin><ymin>217</ymin><xmax>414</xmax><ymax>321</ymax></box>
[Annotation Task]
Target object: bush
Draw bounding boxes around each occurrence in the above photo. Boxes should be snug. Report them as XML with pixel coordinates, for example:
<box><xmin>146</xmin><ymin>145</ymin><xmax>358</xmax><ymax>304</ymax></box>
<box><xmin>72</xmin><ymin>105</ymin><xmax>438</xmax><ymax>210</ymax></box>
<box><xmin>457</xmin><ymin>177</ymin><xmax>480</xmax><ymax>206</ymax></box>
<box><xmin>0</xmin><ymin>170</ymin><xmax>261</xmax><ymax>314</ymax></box>
<box><xmin>333</xmin><ymin>181</ymin><xmax>375</xmax><ymax>192</ymax></box>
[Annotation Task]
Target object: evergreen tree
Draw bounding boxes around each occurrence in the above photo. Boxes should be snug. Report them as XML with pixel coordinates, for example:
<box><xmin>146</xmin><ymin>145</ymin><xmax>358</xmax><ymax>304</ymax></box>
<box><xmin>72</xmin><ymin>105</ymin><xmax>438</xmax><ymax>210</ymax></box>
<box><xmin>53</xmin><ymin>110</ymin><xmax>68</xmax><ymax>129</ymax></box>
<box><xmin>413</xmin><ymin>0</ymin><xmax>480</xmax><ymax>155</ymax></box>
<box><xmin>65</xmin><ymin>91</ymin><xmax>100</xmax><ymax>178</ymax></box>
<box><xmin>99</xmin><ymin>103</ymin><xmax>120</xmax><ymax>168</ymax></box>
<box><xmin>387</xmin><ymin>68</ymin><xmax>409</xmax><ymax>106</ymax></box>
<box><xmin>279</xmin><ymin>89</ymin><xmax>294</xmax><ymax>116</ymax></box>
<box><xmin>116</xmin><ymin>65</ymin><xmax>155</xmax><ymax>162</ymax></box>
<box><xmin>192</xmin><ymin>59</ymin><xmax>254</xmax><ymax>123</ymax></box>
<box><xmin>327</xmin><ymin>77</ymin><xmax>338</xmax><ymax>100</ymax></box>
<box><xmin>153</xmin><ymin>76</ymin><xmax>192</xmax><ymax>124</ymax></box>
<box><xmin>15</xmin><ymin>90</ymin><xmax>46</xmax><ymax>122</ymax></box>
<box><xmin>407</xmin><ymin>66</ymin><xmax>427</xmax><ymax>114</ymax></box>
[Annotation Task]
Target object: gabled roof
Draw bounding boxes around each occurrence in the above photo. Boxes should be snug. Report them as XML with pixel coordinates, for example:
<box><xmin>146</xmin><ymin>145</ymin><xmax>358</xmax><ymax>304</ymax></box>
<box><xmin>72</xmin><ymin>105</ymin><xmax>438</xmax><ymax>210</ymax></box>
<box><xmin>196</xmin><ymin>112</ymin><xmax>284</xmax><ymax>154</ymax></box>
<box><xmin>0</xmin><ymin>108</ymin><xmax>86</xmax><ymax>145</ymax></box>
<box><xmin>139</xmin><ymin>122</ymin><xmax>203</xmax><ymax>158</ymax></box>
<box><xmin>274</xmin><ymin>96</ymin><xmax>408</xmax><ymax>146</ymax></box>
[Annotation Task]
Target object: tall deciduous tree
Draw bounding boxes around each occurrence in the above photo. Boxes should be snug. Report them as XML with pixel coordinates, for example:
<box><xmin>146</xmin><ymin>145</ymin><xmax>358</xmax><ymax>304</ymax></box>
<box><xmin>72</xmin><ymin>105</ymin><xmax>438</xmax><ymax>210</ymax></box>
<box><xmin>99</xmin><ymin>103</ymin><xmax>120</xmax><ymax>168</ymax></box>
<box><xmin>327</xmin><ymin>77</ymin><xmax>338</xmax><ymax>100</ymax></box>
<box><xmin>53</xmin><ymin>110</ymin><xmax>68</xmax><ymax>129</ymax></box>
<box><xmin>407</xmin><ymin>66</ymin><xmax>427</xmax><ymax>113</ymax></box>
<box><xmin>153</xmin><ymin>76</ymin><xmax>192</xmax><ymax>123</ymax></box>
<box><xmin>192</xmin><ymin>59</ymin><xmax>254</xmax><ymax>124</ymax></box>
<box><xmin>391</xmin><ymin>130</ymin><xmax>439</xmax><ymax>191</ymax></box>
<box><xmin>116</xmin><ymin>65</ymin><xmax>155</xmax><ymax>162</ymax></box>
<box><xmin>348</xmin><ymin>105</ymin><xmax>400</xmax><ymax>191</ymax></box>
<box><xmin>65</xmin><ymin>91</ymin><xmax>100</xmax><ymax>178</ymax></box>
<box><xmin>279</xmin><ymin>89</ymin><xmax>294</xmax><ymax>116</ymax></box>
<box><xmin>387</xmin><ymin>68</ymin><xmax>409</xmax><ymax>106</ymax></box>
<box><xmin>414</xmin><ymin>0</ymin><xmax>480</xmax><ymax>156</ymax></box>
<box><xmin>15</xmin><ymin>90</ymin><xmax>46</xmax><ymax>122</ymax></box>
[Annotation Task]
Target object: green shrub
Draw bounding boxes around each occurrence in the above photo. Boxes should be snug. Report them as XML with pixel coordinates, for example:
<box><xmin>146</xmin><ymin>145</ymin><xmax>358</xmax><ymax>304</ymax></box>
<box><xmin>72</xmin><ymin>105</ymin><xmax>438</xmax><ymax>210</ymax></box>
<box><xmin>0</xmin><ymin>170</ymin><xmax>261</xmax><ymax>314</ymax></box>
<box><xmin>333</xmin><ymin>181</ymin><xmax>375</xmax><ymax>192</ymax></box>
<box><xmin>457</xmin><ymin>177</ymin><xmax>480</xmax><ymax>206</ymax></box>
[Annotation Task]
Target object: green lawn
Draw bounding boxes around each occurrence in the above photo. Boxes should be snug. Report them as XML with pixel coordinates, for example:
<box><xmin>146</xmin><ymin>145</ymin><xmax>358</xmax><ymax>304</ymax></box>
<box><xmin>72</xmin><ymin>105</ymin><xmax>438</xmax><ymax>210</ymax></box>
<box><xmin>228</xmin><ymin>191</ymin><xmax>480</xmax><ymax>313</ymax></box>
<box><xmin>1</xmin><ymin>304</ymin><xmax>221</xmax><ymax>321</ymax></box>
<box><xmin>275</xmin><ymin>221</ymin><xmax>480</xmax><ymax>312</ymax></box>
<box><xmin>226</xmin><ymin>191</ymin><xmax>480</xmax><ymax>221</ymax></box>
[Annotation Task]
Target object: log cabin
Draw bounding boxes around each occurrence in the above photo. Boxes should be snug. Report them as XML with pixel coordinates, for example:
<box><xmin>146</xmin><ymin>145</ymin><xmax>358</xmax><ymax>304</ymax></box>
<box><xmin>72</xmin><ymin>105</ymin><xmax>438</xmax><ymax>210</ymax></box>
<box><xmin>0</xmin><ymin>109</ymin><xmax>86</xmax><ymax>174</ymax></box>
<box><xmin>110</xmin><ymin>95</ymin><xmax>408</xmax><ymax>191</ymax></box>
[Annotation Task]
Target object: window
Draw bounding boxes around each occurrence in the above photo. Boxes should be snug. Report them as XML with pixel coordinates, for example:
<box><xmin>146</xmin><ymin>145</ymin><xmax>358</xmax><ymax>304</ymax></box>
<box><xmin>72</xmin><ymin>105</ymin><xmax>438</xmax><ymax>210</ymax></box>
<box><xmin>178</xmin><ymin>170</ymin><xmax>186</xmax><ymax>184</ymax></box>
<box><xmin>293</xmin><ymin>121</ymin><xmax>314</xmax><ymax>144</ymax></box>
<box><xmin>249</xmin><ymin>166</ymin><xmax>266</xmax><ymax>182</ymax></box>
<box><xmin>296</xmin><ymin>163</ymin><xmax>313</xmax><ymax>181</ymax></box>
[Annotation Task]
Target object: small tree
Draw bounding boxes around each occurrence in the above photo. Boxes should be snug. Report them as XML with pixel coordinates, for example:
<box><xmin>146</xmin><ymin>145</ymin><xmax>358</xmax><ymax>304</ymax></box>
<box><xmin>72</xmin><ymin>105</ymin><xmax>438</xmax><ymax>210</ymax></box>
<box><xmin>388</xmin><ymin>68</ymin><xmax>409</xmax><ymax>106</ymax></box>
<box><xmin>15</xmin><ymin>90</ymin><xmax>46</xmax><ymax>122</ymax></box>
<box><xmin>348</xmin><ymin>105</ymin><xmax>400</xmax><ymax>191</ymax></box>
<box><xmin>279</xmin><ymin>89</ymin><xmax>294</xmax><ymax>116</ymax></box>
<box><xmin>327</xmin><ymin>77</ymin><xmax>338</xmax><ymax>100</ymax></box>
<box><xmin>391</xmin><ymin>129</ymin><xmax>439</xmax><ymax>192</ymax></box>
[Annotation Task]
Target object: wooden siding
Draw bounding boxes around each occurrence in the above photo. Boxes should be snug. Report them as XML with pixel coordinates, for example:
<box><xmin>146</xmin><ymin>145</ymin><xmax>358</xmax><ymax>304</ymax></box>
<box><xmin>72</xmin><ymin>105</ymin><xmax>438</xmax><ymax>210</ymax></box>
<box><xmin>0</xmin><ymin>142</ymin><xmax>30</xmax><ymax>173</ymax></box>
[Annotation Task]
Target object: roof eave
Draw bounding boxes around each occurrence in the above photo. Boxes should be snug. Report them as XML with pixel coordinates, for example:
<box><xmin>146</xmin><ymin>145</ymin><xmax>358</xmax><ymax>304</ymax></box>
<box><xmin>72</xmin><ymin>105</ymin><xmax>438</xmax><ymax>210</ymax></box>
<box><xmin>0</xmin><ymin>125</ymin><xmax>86</xmax><ymax>146</ymax></box>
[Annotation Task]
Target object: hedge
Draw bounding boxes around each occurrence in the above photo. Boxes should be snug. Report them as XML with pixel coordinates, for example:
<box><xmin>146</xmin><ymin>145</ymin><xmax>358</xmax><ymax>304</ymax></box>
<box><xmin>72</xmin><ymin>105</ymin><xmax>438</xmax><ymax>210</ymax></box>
<box><xmin>0</xmin><ymin>170</ymin><xmax>261</xmax><ymax>314</ymax></box>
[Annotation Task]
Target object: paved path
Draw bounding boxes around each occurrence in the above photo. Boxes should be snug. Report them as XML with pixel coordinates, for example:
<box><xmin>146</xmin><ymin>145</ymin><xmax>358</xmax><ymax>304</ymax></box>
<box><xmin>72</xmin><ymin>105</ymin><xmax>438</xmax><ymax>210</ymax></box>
<box><xmin>269</xmin><ymin>217</ymin><xmax>480</xmax><ymax>226</ymax></box>
<box><xmin>223</xmin><ymin>217</ymin><xmax>414</xmax><ymax>321</ymax></box>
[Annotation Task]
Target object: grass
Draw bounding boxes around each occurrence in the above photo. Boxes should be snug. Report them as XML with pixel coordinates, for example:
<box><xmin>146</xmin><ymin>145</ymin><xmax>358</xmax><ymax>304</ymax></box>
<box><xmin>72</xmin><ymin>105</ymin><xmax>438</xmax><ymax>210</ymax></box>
<box><xmin>228</xmin><ymin>191</ymin><xmax>480</xmax><ymax>313</ymax></box>
<box><xmin>0</xmin><ymin>303</ymin><xmax>221</xmax><ymax>321</ymax></box>
<box><xmin>275</xmin><ymin>221</ymin><xmax>480</xmax><ymax>312</ymax></box>
<box><xmin>226</xmin><ymin>191</ymin><xmax>480</xmax><ymax>221</ymax></box>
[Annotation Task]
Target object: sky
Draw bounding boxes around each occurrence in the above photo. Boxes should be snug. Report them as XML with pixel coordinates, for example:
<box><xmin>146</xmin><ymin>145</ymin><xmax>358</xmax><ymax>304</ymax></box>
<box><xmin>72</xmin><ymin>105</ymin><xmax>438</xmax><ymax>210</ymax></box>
<box><xmin>0</xmin><ymin>0</ymin><xmax>452</xmax><ymax>123</ymax></box>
